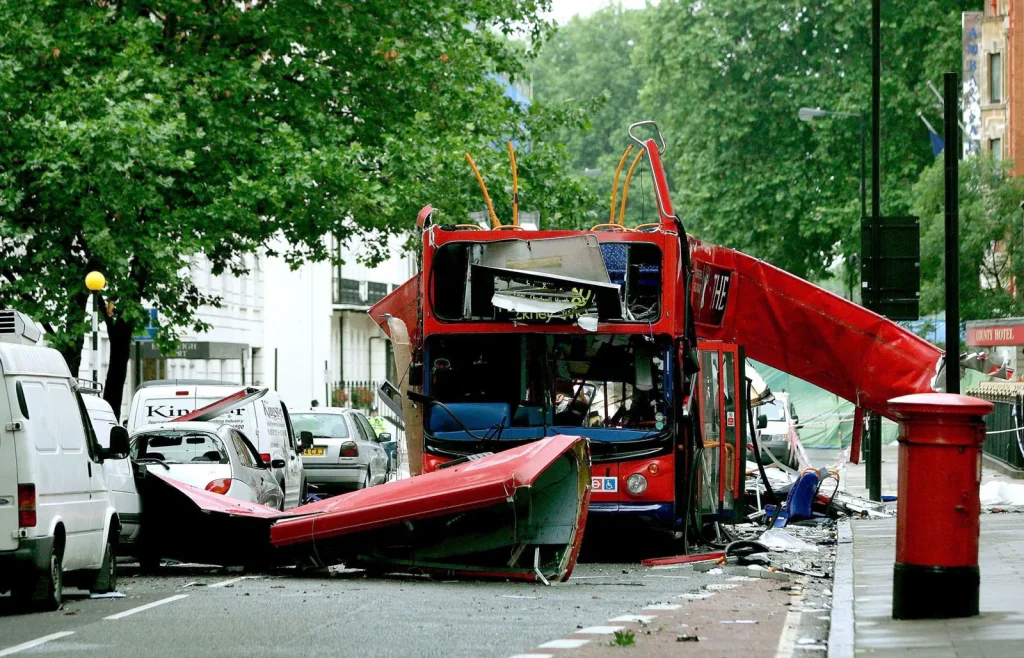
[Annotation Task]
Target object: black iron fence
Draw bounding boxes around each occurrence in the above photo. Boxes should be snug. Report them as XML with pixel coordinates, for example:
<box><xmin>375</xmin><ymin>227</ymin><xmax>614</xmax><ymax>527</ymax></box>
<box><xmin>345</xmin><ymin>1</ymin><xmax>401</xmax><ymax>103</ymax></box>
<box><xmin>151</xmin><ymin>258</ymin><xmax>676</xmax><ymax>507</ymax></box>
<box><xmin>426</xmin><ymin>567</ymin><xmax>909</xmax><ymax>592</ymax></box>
<box><xmin>968</xmin><ymin>384</ymin><xmax>1024</xmax><ymax>471</ymax></box>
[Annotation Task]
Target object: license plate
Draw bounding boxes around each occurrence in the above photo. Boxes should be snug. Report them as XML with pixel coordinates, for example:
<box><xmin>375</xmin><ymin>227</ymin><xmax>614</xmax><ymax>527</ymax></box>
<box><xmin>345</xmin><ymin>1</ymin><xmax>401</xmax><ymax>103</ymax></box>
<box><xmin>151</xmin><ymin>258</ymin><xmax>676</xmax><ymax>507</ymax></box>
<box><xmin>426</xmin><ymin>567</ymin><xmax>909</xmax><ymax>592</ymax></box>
<box><xmin>302</xmin><ymin>446</ymin><xmax>326</xmax><ymax>457</ymax></box>
<box><xmin>591</xmin><ymin>477</ymin><xmax>618</xmax><ymax>492</ymax></box>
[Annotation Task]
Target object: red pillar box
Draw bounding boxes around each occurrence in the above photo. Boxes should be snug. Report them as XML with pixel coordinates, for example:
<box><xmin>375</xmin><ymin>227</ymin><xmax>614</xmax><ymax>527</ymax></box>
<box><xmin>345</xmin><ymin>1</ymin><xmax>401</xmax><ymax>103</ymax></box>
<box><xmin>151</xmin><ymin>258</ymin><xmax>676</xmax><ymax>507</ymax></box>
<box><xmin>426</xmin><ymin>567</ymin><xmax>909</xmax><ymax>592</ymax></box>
<box><xmin>887</xmin><ymin>393</ymin><xmax>993</xmax><ymax>620</ymax></box>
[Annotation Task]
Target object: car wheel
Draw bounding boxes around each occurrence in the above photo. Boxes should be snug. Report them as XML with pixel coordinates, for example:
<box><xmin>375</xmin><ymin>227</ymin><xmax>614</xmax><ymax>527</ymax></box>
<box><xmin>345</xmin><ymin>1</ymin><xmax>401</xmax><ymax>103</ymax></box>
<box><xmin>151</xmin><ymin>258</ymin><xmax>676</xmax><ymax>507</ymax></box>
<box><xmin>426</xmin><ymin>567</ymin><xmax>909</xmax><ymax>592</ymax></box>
<box><xmin>15</xmin><ymin>542</ymin><xmax>64</xmax><ymax>610</ymax></box>
<box><xmin>91</xmin><ymin>534</ymin><xmax>118</xmax><ymax>594</ymax></box>
<box><xmin>357</xmin><ymin>468</ymin><xmax>370</xmax><ymax>490</ymax></box>
<box><xmin>299</xmin><ymin>479</ymin><xmax>308</xmax><ymax>504</ymax></box>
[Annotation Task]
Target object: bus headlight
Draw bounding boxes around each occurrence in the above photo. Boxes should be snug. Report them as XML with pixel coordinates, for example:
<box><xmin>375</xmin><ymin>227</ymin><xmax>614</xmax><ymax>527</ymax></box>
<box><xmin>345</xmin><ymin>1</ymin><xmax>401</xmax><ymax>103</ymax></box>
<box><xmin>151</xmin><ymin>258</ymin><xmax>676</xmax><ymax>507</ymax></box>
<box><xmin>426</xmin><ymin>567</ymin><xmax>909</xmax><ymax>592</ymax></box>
<box><xmin>626</xmin><ymin>474</ymin><xmax>648</xmax><ymax>495</ymax></box>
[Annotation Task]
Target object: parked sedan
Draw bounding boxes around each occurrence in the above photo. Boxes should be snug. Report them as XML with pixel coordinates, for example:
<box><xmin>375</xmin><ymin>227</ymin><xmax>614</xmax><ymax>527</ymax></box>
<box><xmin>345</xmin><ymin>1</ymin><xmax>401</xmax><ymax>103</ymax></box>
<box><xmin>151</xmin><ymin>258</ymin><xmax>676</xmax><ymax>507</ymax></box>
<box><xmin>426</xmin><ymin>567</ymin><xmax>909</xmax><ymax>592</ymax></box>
<box><xmin>292</xmin><ymin>409</ymin><xmax>390</xmax><ymax>494</ymax></box>
<box><xmin>130</xmin><ymin>422</ymin><xmax>285</xmax><ymax>510</ymax></box>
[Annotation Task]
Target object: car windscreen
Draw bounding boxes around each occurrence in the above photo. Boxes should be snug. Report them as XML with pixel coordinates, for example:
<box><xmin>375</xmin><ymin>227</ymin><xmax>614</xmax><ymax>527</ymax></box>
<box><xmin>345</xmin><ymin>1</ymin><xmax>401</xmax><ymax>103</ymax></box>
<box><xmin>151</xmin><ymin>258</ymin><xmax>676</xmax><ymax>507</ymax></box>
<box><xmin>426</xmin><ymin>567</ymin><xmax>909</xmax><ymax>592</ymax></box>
<box><xmin>761</xmin><ymin>400</ymin><xmax>787</xmax><ymax>422</ymax></box>
<box><xmin>292</xmin><ymin>414</ymin><xmax>350</xmax><ymax>439</ymax></box>
<box><xmin>131</xmin><ymin>431</ymin><xmax>229</xmax><ymax>464</ymax></box>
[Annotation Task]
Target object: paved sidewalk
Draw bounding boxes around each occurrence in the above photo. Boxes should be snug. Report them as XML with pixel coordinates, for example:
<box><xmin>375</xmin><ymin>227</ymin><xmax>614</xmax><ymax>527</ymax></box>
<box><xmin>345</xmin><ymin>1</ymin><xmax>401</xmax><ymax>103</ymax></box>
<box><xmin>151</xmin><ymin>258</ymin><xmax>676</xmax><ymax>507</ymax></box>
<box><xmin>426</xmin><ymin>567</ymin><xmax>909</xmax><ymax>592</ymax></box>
<box><xmin>831</xmin><ymin>445</ymin><xmax>1024</xmax><ymax>657</ymax></box>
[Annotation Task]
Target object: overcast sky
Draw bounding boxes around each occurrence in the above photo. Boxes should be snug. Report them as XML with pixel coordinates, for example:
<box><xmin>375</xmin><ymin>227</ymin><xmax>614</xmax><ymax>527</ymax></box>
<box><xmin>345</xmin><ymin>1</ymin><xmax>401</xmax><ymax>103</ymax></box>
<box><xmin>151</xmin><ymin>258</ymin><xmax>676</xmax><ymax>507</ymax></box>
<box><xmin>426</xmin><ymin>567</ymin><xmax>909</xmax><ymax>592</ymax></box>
<box><xmin>544</xmin><ymin>0</ymin><xmax>655</xmax><ymax>24</ymax></box>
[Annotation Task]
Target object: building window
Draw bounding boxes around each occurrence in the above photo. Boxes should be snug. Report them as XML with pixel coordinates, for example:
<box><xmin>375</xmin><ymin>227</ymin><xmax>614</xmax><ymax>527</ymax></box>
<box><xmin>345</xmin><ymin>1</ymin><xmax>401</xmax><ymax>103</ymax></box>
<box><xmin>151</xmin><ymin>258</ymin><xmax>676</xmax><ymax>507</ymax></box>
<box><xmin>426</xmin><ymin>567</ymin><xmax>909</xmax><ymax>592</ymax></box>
<box><xmin>338</xmin><ymin>278</ymin><xmax>362</xmax><ymax>305</ymax></box>
<box><xmin>991</xmin><ymin>137</ymin><xmax>1002</xmax><ymax>160</ymax></box>
<box><xmin>990</xmin><ymin>52</ymin><xmax>1002</xmax><ymax>104</ymax></box>
<box><xmin>367</xmin><ymin>282</ymin><xmax>389</xmax><ymax>304</ymax></box>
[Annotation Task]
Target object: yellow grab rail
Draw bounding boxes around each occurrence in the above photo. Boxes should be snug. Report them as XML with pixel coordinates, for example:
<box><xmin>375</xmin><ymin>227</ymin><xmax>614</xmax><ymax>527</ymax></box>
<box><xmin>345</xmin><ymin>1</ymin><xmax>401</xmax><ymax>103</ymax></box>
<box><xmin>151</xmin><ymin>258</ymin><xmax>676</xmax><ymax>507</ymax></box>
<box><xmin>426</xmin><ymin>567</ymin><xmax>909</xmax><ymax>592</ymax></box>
<box><xmin>464</xmin><ymin>152</ymin><xmax>501</xmax><ymax>229</ymax></box>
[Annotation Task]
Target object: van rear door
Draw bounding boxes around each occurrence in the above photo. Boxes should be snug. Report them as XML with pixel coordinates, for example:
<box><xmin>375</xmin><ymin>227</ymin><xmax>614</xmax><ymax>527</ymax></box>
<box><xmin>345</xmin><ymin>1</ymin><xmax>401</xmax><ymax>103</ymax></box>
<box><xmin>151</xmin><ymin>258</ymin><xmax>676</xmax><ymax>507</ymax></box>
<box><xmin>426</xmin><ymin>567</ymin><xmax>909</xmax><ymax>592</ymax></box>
<box><xmin>0</xmin><ymin>375</ymin><xmax>18</xmax><ymax>551</ymax></box>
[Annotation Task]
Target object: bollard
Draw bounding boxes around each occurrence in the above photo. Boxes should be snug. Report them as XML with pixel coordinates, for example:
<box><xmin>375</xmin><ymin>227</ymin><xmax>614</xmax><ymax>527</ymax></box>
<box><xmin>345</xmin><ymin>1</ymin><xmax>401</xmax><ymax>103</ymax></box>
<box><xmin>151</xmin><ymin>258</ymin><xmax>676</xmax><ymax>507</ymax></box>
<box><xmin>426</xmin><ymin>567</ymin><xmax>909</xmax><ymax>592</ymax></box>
<box><xmin>887</xmin><ymin>393</ymin><xmax>993</xmax><ymax>619</ymax></box>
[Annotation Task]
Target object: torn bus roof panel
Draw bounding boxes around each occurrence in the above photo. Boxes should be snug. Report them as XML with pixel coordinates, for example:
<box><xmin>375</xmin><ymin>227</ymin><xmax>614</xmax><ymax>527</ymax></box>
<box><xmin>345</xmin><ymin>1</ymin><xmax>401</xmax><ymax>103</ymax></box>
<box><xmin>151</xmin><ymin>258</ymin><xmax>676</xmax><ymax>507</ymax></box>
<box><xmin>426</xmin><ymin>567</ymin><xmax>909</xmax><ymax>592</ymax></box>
<box><xmin>688</xmin><ymin>239</ymin><xmax>942</xmax><ymax>418</ymax></box>
<box><xmin>477</xmin><ymin>235</ymin><xmax>612</xmax><ymax>283</ymax></box>
<box><xmin>368</xmin><ymin>275</ymin><xmax>421</xmax><ymax>346</ymax></box>
<box><xmin>133</xmin><ymin>470</ymin><xmax>280</xmax><ymax>567</ymax></box>
<box><xmin>172</xmin><ymin>387</ymin><xmax>268</xmax><ymax>423</ymax></box>
<box><xmin>271</xmin><ymin>435</ymin><xmax>591</xmax><ymax>583</ymax></box>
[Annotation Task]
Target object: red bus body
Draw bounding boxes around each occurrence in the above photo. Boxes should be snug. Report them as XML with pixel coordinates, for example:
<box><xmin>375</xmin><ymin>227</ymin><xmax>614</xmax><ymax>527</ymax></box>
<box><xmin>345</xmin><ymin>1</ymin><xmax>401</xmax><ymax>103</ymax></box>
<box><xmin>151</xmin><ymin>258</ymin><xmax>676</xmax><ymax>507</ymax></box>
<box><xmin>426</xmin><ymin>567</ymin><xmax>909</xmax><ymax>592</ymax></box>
<box><xmin>370</xmin><ymin>131</ymin><xmax>944</xmax><ymax>531</ymax></box>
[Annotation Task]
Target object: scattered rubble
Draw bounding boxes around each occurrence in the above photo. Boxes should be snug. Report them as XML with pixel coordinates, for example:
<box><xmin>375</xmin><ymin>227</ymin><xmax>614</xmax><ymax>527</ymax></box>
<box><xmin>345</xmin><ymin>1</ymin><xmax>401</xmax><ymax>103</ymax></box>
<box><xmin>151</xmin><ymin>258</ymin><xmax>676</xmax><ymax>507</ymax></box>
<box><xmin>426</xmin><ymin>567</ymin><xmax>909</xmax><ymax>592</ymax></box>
<box><xmin>980</xmin><ymin>480</ymin><xmax>1024</xmax><ymax>506</ymax></box>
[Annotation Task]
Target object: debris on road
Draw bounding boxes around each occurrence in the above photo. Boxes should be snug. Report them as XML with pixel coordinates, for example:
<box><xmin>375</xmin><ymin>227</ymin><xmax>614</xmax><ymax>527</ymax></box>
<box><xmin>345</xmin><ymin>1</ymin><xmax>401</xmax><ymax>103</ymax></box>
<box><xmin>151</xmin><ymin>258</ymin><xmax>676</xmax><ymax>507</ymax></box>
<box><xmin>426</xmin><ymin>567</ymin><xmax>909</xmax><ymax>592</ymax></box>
<box><xmin>640</xmin><ymin>551</ymin><xmax>725</xmax><ymax>567</ymax></box>
<box><xmin>758</xmin><ymin>528</ymin><xmax>820</xmax><ymax>553</ymax></box>
<box><xmin>980</xmin><ymin>480</ymin><xmax>1024</xmax><ymax>506</ymax></box>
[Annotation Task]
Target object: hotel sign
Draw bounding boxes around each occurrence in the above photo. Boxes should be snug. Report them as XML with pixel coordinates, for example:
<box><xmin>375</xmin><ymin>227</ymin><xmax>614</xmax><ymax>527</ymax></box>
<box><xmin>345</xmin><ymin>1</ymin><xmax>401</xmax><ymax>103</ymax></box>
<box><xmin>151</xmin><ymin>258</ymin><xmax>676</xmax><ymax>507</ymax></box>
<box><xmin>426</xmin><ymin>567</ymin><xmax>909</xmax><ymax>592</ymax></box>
<box><xmin>966</xmin><ymin>324</ymin><xmax>1024</xmax><ymax>347</ymax></box>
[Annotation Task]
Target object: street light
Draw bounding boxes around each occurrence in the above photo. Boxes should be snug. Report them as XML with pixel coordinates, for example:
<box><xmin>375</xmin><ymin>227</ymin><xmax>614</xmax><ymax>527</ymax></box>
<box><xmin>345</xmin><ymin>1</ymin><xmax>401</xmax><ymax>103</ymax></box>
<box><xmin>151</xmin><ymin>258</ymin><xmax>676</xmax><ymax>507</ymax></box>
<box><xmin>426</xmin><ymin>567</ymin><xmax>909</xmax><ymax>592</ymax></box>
<box><xmin>85</xmin><ymin>271</ymin><xmax>106</xmax><ymax>384</ymax></box>
<box><xmin>798</xmin><ymin>107</ymin><xmax>866</xmax><ymax>221</ymax></box>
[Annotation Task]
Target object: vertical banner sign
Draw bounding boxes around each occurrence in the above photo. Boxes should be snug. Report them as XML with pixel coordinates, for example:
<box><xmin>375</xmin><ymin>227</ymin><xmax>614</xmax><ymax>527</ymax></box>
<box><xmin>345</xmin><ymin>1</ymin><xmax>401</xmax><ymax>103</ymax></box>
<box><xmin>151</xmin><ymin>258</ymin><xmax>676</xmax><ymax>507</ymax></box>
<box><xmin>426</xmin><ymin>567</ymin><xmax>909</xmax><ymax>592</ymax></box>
<box><xmin>962</xmin><ymin>12</ymin><xmax>983</xmax><ymax>157</ymax></box>
<box><xmin>690</xmin><ymin>263</ymin><xmax>732</xmax><ymax>327</ymax></box>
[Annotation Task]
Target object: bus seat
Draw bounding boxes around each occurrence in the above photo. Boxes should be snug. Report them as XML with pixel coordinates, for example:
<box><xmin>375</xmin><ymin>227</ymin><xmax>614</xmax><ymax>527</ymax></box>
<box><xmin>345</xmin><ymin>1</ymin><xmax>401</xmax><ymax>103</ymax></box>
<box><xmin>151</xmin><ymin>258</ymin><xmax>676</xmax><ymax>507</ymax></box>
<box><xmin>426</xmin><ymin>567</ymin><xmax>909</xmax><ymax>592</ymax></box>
<box><xmin>600</xmin><ymin>243</ymin><xmax>627</xmax><ymax>286</ymax></box>
<box><xmin>432</xmin><ymin>427</ymin><xmax>546</xmax><ymax>441</ymax></box>
<box><xmin>426</xmin><ymin>402</ymin><xmax>512</xmax><ymax>434</ymax></box>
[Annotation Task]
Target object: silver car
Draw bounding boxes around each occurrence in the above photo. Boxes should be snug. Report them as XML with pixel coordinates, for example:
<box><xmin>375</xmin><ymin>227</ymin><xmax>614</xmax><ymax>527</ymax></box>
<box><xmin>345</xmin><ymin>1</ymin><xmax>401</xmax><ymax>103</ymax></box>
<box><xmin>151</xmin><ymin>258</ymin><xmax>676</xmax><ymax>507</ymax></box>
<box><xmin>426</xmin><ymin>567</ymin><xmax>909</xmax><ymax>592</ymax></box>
<box><xmin>292</xmin><ymin>409</ymin><xmax>389</xmax><ymax>494</ymax></box>
<box><xmin>130</xmin><ymin>422</ymin><xmax>285</xmax><ymax>510</ymax></box>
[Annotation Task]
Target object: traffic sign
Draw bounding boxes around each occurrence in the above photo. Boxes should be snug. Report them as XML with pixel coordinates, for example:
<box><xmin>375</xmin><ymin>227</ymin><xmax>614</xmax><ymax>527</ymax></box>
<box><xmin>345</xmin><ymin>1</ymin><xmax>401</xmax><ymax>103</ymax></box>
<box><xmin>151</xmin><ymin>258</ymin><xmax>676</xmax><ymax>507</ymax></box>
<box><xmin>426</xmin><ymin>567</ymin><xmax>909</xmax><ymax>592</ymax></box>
<box><xmin>134</xmin><ymin>308</ymin><xmax>159</xmax><ymax>342</ymax></box>
<box><xmin>861</xmin><ymin>216</ymin><xmax>920</xmax><ymax>321</ymax></box>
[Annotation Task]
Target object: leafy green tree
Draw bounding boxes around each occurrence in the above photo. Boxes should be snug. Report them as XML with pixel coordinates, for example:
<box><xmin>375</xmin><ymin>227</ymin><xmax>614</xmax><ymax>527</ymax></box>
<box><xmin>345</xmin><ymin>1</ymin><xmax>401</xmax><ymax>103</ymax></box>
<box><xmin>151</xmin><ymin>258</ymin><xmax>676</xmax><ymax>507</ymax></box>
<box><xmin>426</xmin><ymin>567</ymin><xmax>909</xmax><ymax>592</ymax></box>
<box><xmin>0</xmin><ymin>0</ymin><xmax>591</xmax><ymax>416</ymax></box>
<box><xmin>530</xmin><ymin>4</ymin><xmax>648</xmax><ymax>226</ymax></box>
<box><xmin>631</xmin><ymin>0</ymin><xmax>972</xmax><ymax>280</ymax></box>
<box><xmin>913</xmin><ymin>155</ymin><xmax>1024</xmax><ymax>321</ymax></box>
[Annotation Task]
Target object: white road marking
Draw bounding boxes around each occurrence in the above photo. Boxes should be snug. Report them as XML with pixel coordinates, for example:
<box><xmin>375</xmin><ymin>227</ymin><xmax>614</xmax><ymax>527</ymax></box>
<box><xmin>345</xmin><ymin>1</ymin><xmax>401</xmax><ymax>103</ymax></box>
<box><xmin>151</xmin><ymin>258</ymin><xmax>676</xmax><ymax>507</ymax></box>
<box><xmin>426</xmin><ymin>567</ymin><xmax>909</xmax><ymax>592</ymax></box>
<box><xmin>642</xmin><ymin>603</ymin><xmax>681</xmax><ymax>610</ymax></box>
<box><xmin>774</xmin><ymin>585</ymin><xmax>804</xmax><ymax>658</ymax></box>
<box><xmin>706</xmin><ymin>583</ymin><xmax>737</xmax><ymax>590</ymax></box>
<box><xmin>508</xmin><ymin>655</ymin><xmax>554</xmax><ymax>658</ymax></box>
<box><xmin>676</xmin><ymin>592</ymin><xmax>714</xmax><ymax>600</ymax></box>
<box><xmin>574</xmin><ymin>625</ymin><xmax>624</xmax><ymax>634</ymax></box>
<box><xmin>538</xmin><ymin>639</ymin><xmax>590</xmax><ymax>649</ymax></box>
<box><xmin>209</xmin><ymin>575</ymin><xmax>259</xmax><ymax>588</ymax></box>
<box><xmin>104</xmin><ymin>594</ymin><xmax>189</xmax><ymax>620</ymax></box>
<box><xmin>608</xmin><ymin>614</ymin><xmax>656</xmax><ymax>623</ymax></box>
<box><xmin>0</xmin><ymin>631</ymin><xmax>75</xmax><ymax>656</ymax></box>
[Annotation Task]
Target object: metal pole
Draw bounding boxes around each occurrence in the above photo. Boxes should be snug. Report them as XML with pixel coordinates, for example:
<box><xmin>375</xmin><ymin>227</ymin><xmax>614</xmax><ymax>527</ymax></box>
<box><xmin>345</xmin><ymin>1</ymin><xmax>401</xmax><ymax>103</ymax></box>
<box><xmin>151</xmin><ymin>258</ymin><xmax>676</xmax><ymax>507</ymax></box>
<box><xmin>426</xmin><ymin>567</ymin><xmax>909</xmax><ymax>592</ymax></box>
<box><xmin>866</xmin><ymin>0</ymin><xmax>882</xmax><ymax>501</ymax></box>
<box><xmin>869</xmin><ymin>413</ymin><xmax>882</xmax><ymax>500</ymax></box>
<box><xmin>860</xmin><ymin>114</ymin><xmax>867</xmax><ymax>221</ymax></box>
<box><xmin>91</xmin><ymin>292</ymin><xmax>99</xmax><ymax>383</ymax></box>
<box><xmin>944</xmin><ymin>71</ymin><xmax>961</xmax><ymax>394</ymax></box>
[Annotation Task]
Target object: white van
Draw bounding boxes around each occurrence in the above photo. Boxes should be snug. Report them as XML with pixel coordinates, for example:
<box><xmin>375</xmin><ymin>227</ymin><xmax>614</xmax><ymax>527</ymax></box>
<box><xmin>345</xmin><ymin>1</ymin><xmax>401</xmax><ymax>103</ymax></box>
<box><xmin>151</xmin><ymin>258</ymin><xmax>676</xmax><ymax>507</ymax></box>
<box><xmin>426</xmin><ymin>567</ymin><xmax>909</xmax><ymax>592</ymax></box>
<box><xmin>83</xmin><ymin>393</ymin><xmax>141</xmax><ymax>548</ymax></box>
<box><xmin>0</xmin><ymin>312</ymin><xmax>128</xmax><ymax>609</ymax></box>
<box><xmin>126</xmin><ymin>381</ymin><xmax>307</xmax><ymax>509</ymax></box>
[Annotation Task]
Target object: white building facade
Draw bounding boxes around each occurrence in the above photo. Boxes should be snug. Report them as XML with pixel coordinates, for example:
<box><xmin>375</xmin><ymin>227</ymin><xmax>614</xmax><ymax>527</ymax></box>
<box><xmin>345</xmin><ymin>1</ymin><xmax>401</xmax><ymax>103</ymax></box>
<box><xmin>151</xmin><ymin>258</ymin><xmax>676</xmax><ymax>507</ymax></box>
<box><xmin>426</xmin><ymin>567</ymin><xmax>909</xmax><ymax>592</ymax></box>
<box><xmin>78</xmin><ymin>234</ymin><xmax>413</xmax><ymax>417</ymax></box>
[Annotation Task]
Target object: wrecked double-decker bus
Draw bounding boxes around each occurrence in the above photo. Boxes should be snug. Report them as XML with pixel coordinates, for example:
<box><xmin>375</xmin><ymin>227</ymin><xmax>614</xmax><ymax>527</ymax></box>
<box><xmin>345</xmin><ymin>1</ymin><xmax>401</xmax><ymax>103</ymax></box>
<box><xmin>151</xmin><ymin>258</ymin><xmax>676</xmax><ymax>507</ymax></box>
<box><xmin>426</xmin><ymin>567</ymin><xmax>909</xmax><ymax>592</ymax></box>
<box><xmin>372</xmin><ymin>123</ymin><xmax>749</xmax><ymax>535</ymax></box>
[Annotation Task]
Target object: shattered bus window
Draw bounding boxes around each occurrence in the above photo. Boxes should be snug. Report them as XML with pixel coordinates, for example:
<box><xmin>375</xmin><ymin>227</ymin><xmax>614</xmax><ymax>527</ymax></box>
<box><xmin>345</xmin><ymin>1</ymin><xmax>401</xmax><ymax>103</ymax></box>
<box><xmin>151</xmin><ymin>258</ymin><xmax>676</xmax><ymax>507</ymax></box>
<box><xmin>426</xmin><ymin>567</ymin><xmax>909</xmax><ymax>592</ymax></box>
<box><xmin>423</xmin><ymin>333</ymin><xmax>671</xmax><ymax>462</ymax></box>
<box><xmin>430</xmin><ymin>240</ymin><xmax>661</xmax><ymax>323</ymax></box>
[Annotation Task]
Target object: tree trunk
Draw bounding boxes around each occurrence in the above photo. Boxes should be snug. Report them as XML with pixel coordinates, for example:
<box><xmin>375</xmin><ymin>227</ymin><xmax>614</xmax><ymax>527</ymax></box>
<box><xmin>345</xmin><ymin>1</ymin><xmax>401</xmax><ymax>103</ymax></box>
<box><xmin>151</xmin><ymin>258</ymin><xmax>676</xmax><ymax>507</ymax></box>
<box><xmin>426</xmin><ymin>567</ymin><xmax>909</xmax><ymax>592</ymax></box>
<box><xmin>103</xmin><ymin>317</ymin><xmax>135</xmax><ymax>422</ymax></box>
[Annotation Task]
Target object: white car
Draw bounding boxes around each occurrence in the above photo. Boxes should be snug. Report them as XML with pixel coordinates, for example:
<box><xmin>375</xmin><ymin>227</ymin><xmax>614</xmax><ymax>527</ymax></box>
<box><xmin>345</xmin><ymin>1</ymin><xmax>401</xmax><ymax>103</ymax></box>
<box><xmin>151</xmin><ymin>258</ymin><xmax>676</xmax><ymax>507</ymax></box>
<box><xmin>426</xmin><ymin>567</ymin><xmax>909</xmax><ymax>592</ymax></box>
<box><xmin>291</xmin><ymin>409</ymin><xmax>390</xmax><ymax>494</ymax></box>
<box><xmin>126</xmin><ymin>382</ymin><xmax>309</xmax><ymax>509</ymax></box>
<box><xmin>130</xmin><ymin>422</ymin><xmax>285</xmax><ymax>510</ymax></box>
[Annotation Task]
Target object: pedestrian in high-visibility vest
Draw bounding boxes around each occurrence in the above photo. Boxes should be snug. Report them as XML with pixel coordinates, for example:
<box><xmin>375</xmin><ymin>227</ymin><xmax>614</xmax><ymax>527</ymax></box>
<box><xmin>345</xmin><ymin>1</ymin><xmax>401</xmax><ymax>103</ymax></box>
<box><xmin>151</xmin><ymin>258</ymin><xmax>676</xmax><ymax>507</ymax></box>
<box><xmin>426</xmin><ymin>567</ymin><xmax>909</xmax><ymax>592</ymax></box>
<box><xmin>368</xmin><ymin>408</ymin><xmax>387</xmax><ymax>436</ymax></box>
